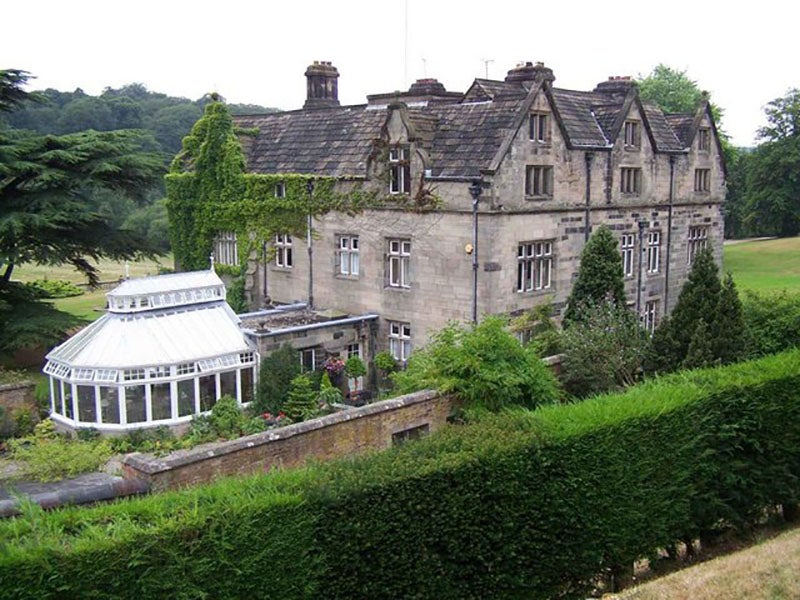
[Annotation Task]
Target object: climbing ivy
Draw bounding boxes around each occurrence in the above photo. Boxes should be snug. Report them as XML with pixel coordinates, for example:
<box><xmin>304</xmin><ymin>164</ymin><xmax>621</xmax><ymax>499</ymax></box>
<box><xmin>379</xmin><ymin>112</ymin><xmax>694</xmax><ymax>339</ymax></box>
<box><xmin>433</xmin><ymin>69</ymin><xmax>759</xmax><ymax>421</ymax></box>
<box><xmin>166</xmin><ymin>100</ymin><xmax>441</xmax><ymax>277</ymax></box>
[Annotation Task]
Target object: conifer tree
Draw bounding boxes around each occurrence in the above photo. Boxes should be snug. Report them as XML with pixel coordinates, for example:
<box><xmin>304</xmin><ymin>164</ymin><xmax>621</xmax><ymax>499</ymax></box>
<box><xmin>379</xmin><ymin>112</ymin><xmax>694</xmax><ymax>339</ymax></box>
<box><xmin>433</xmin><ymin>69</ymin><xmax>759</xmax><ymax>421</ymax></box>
<box><xmin>683</xmin><ymin>320</ymin><xmax>715</xmax><ymax>370</ymax></box>
<box><xmin>563</xmin><ymin>225</ymin><xmax>627</xmax><ymax>325</ymax></box>
<box><xmin>648</xmin><ymin>248</ymin><xmax>723</xmax><ymax>373</ymax></box>
<box><xmin>712</xmin><ymin>273</ymin><xmax>748</xmax><ymax>365</ymax></box>
<box><xmin>282</xmin><ymin>375</ymin><xmax>318</xmax><ymax>422</ymax></box>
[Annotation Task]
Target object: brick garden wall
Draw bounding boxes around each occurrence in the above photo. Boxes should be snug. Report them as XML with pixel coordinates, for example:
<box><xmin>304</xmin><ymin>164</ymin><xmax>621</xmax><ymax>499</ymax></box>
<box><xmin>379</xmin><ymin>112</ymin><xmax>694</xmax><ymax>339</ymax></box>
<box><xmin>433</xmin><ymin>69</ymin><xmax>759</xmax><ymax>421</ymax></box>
<box><xmin>123</xmin><ymin>390</ymin><xmax>454</xmax><ymax>492</ymax></box>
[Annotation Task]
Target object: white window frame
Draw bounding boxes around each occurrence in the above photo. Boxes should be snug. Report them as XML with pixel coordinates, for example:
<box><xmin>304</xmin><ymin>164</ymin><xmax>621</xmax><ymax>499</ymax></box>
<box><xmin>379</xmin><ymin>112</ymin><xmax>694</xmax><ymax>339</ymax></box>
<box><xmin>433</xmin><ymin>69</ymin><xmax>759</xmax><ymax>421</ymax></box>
<box><xmin>688</xmin><ymin>226</ymin><xmax>709</xmax><ymax>265</ymax></box>
<box><xmin>642</xmin><ymin>299</ymin><xmax>659</xmax><ymax>334</ymax></box>
<box><xmin>299</xmin><ymin>348</ymin><xmax>316</xmax><ymax>372</ymax></box>
<box><xmin>389</xmin><ymin>146</ymin><xmax>411</xmax><ymax>195</ymax></box>
<box><xmin>389</xmin><ymin>321</ymin><xmax>412</xmax><ymax>363</ymax></box>
<box><xmin>337</xmin><ymin>235</ymin><xmax>360</xmax><ymax>277</ymax></box>
<box><xmin>620</xmin><ymin>168</ymin><xmax>642</xmax><ymax>194</ymax></box>
<box><xmin>525</xmin><ymin>165</ymin><xmax>553</xmax><ymax>198</ymax></box>
<box><xmin>387</xmin><ymin>238</ymin><xmax>411</xmax><ymax>288</ymax></box>
<box><xmin>529</xmin><ymin>112</ymin><xmax>550</xmax><ymax>143</ymax></box>
<box><xmin>646</xmin><ymin>230</ymin><xmax>660</xmax><ymax>274</ymax></box>
<box><xmin>620</xmin><ymin>233</ymin><xmax>635</xmax><ymax>278</ymax></box>
<box><xmin>275</xmin><ymin>234</ymin><xmax>293</xmax><ymax>268</ymax></box>
<box><xmin>274</xmin><ymin>181</ymin><xmax>286</xmax><ymax>198</ymax></box>
<box><xmin>516</xmin><ymin>241</ymin><xmax>553</xmax><ymax>293</ymax></box>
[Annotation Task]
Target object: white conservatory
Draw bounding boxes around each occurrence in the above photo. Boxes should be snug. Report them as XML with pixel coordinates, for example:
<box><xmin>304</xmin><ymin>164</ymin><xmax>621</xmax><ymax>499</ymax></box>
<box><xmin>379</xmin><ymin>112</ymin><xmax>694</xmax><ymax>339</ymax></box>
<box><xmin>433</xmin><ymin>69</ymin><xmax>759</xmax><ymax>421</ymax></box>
<box><xmin>44</xmin><ymin>270</ymin><xmax>259</xmax><ymax>433</ymax></box>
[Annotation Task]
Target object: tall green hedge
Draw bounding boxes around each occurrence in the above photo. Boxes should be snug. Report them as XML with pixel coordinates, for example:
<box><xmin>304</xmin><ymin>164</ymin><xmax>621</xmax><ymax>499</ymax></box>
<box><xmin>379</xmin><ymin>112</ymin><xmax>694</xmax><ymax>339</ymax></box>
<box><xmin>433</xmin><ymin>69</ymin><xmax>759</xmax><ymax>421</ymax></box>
<box><xmin>1</xmin><ymin>350</ymin><xmax>799</xmax><ymax>599</ymax></box>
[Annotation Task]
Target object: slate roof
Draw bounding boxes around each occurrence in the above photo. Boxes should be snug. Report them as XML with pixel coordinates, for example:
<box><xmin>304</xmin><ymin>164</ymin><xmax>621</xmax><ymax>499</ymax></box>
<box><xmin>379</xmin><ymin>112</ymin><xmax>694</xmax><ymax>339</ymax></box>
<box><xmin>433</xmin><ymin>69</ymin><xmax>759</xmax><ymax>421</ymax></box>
<box><xmin>235</xmin><ymin>107</ymin><xmax>385</xmax><ymax>177</ymax></box>
<box><xmin>642</xmin><ymin>104</ymin><xmax>684</xmax><ymax>152</ymax></box>
<box><xmin>551</xmin><ymin>89</ymin><xmax>612</xmax><ymax>147</ymax></box>
<box><xmin>233</xmin><ymin>76</ymin><xmax>696</xmax><ymax>180</ymax></box>
<box><xmin>665</xmin><ymin>114</ymin><xmax>696</xmax><ymax>149</ymax></box>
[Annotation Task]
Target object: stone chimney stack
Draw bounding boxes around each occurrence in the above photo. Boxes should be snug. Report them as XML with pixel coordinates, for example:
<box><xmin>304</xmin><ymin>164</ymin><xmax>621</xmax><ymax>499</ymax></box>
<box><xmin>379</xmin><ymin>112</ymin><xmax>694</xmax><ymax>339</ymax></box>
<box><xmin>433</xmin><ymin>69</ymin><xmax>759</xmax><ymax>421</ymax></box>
<box><xmin>304</xmin><ymin>61</ymin><xmax>340</xmax><ymax>109</ymax></box>
<box><xmin>594</xmin><ymin>76</ymin><xmax>635</xmax><ymax>100</ymax></box>
<box><xmin>504</xmin><ymin>61</ymin><xmax>555</xmax><ymax>85</ymax></box>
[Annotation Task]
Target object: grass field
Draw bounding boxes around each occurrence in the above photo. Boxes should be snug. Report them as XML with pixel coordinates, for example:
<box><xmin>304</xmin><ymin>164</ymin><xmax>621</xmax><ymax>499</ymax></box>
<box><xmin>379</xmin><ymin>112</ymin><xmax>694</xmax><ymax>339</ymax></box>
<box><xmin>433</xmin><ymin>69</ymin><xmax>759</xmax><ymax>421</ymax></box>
<box><xmin>724</xmin><ymin>237</ymin><xmax>800</xmax><ymax>293</ymax></box>
<box><xmin>613</xmin><ymin>526</ymin><xmax>800</xmax><ymax>600</ymax></box>
<box><xmin>11</xmin><ymin>255</ymin><xmax>173</xmax><ymax>321</ymax></box>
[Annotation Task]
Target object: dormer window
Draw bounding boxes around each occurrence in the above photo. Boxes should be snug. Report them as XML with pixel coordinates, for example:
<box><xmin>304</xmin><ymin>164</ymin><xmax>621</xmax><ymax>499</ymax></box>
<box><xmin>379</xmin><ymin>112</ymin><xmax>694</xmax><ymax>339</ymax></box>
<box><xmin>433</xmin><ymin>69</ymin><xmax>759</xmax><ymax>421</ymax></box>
<box><xmin>389</xmin><ymin>146</ymin><xmax>411</xmax><ymax>195</ymax></box>
<box><xmin>624</xmin><ymin>120</ymin><xmax>641</xmax><ymax>149</ymax></box>
<box><xmin>274</xmin><ymin>181</ymin><xmax>286</xmax><ymax>198</ymax></box>
<box><xmin>529</xmin><ymin>112</ymin><xmax>550</xmax><ymax>143</ymax></box>
<box><xmin>697</xmin><ymin>128</ymin><xmax>711</xmax><ymax>152</ymax></box>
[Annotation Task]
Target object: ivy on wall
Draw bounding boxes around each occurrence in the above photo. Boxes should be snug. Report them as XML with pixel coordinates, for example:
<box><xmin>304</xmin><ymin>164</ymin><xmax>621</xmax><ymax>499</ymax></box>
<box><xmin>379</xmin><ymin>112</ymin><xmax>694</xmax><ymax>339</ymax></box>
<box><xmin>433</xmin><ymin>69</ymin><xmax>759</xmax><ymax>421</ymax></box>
<box><xmin>166</xmin><ymin>101</ymin><xmax>442</xmax><ymax>278</ymax></box>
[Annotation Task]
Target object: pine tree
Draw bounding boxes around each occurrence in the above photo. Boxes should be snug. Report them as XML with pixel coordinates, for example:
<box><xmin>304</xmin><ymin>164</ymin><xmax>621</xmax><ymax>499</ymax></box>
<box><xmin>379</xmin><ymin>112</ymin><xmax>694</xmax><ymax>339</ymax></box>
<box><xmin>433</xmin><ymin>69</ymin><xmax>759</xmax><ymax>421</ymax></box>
<box><xmin>683</xmin><ymin>320</ymin><xmax>715</xmax><ymax>369</ymax></box>
<box><xmin>711</xmin><ymin>273</ymin><xmax>748</xmax><ymax>364</ymax></box>
<box><xmin>563</xmin><ymin>225</ymin><xmax>627</xmax><ymax>325</ymax></box>
<box><xmin>649</xmin><ymin>248</ymin><xmax>722</xmax><ymax>373</ymax></box>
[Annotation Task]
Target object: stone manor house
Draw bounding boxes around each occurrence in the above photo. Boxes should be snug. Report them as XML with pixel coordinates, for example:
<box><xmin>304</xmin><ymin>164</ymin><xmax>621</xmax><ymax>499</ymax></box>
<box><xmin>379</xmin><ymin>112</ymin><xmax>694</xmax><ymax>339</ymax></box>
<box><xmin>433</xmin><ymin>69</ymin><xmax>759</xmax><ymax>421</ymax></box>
<box><xmin>218</xmin><ymin>60</ymin><xmax>725</xmax><ymax>366</ymax></box>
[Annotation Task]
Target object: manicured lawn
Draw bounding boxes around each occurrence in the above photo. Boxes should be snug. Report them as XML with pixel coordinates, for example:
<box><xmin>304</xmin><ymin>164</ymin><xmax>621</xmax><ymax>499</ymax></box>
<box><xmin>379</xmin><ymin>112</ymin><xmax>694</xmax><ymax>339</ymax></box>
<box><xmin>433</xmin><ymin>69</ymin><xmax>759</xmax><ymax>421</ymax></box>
<box><xmin>11</xmin><ymin>255</ymin><xmax>173</xmax><ymax>285</ymax></box>
<box><xmin>12</xmin><ymin>255</ymin><xmax>173</xmax><ymax>322</ymax></box>
<box><xmin>724</xmin><ymin>237</ymin><xmax>800</xmax><ymax>293</ymax></box>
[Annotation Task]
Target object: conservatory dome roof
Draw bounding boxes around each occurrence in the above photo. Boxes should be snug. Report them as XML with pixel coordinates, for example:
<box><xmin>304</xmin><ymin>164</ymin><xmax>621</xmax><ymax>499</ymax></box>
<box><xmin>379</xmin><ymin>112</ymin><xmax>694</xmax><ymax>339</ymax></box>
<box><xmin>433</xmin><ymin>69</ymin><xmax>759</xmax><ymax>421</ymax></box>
<box><xmin>45</xmin><ymin>269</ymin><xmax>254</xmax><ymax>372</ymax></box>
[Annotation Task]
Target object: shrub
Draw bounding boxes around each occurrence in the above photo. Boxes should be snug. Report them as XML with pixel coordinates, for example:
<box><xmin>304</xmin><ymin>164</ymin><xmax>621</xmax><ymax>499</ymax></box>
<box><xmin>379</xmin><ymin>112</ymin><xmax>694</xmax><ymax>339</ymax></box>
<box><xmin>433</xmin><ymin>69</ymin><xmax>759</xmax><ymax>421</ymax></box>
<box><xmin>24</xmin><ymin>279</ymin><xmax>84</xmax><ymax>299</ymax></box>
<box><xmin>391</xmin><ymin>316</ymin><xmax>561</xmax><ymax>410</ymax></box>
<box><xmin>560</xmin><ymin>300</ymin><xmax>649</xmax><ymax>398</ymax></box>
<box><xmin>209</xmin><ymin>395</ymin><xmax>244</xmax><ymax>439</ymax></box>
<box><xmin>255</xmin><ymin>344</ymin><xmax>301</xmax><ymax>414</ymax></box>
<box><xmin>742</xmin><ymin>289</ymin><xmax>800</xmax><ymax>356</ymax></box>
<box><xmin>9</xmin><ymin>436</ymin><xmax>114</xmax><ymax>481</ymax></box>
<box><xmin>282</xmin><ymin>375</ymin><xmax>318</xmax><ymax>422</ymax></box>
<box><xmin>344</xmin><ymin>356</ymin><xmax>366</xmax><ymax>380</ymax></box>
<box><xmin>317</xmin><ymin>372</ymin><xmax>343</xmax><ymax>406</ymax></box>
<box><xmin>373</xmin><ymin>351</ymin><xmax>397</xmax><ymax>374</ymax></box>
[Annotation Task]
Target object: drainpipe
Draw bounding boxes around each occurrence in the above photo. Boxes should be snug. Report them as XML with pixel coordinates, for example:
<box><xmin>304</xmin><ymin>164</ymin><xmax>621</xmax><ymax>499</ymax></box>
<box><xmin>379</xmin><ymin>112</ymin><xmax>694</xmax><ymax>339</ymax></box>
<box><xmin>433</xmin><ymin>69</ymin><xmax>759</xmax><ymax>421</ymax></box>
<box><xmin>469</xmin><ymin>179</ymin><xmax>484</xmax><ymax>324</ymax></box>
<box><xmin>262</xmin><ymin>243</ymin><xmax>270</xmax><ymax>305</ymax></box>
<box><xmin>636</xmin><ymin>219</ymin><xmax>647</xmax><ymax>314</ymax></box>
<box><xmin>584</xmin><ymin>152</ymin><xmax>594</xmax><ymax>242</ymax></box>
<box><xmin>664</xmin><ymin>155</ymin><xmax>676</xmax><ymax>313</ymax></box>
<box><xmin>306</xmin><ymin>179</ymin><xmax>315</xmax><ymax>309</ymax></box>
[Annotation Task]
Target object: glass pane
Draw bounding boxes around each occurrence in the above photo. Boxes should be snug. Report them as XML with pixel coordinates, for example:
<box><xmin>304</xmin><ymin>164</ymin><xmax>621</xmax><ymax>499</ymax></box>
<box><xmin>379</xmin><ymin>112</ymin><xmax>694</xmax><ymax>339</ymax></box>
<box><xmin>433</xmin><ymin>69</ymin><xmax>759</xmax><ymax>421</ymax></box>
<box><xmin>125</xmin><ymin>385</ymin><xmax>147</xmax><ymax>424</ymax></box>
<box><xmin>151</xmin><ymin>382</ymin><xmax>172</xmax><ymax>421</ymax></box>
<box><xmin>77</xmin><ymin>385</ymin><xmax>96</xmax><ymax>423</ymax></box>
<box><xmin>53</xmin><ymin>377</ymin><xmax>63</xmax><ymax>416</ymax></box>
<box><xmin>63</xmin><ymin>383</ymin><xmax>74</xmax><ymax>420</ymax></box>
<box><xmin>99</xmin><ymin>387</ymin><xmax>120</xmax><ymax>424</ymax></box>
<box><xmin>220</xmin><ymin>370</ymin><xmax>237</xmax><ymax>400</ymax></box>
<box><xmin>199</xmin><ymin>375</ymin><xmax>217</xmax><ymax>412</ymax></box>
<box><xmin>351</xmin><ymin>253</ymin><xmax>359</xmax><ymax>275</ymax></box>
<box><xmin>240</xmin><ymin>368</ymin><xmax>254</xmax><ymax>404</ymax></box>
<box><xmin>178</xmin><ymin>379</ymin><xmax>196</xmax><ymax>417</ymax></box>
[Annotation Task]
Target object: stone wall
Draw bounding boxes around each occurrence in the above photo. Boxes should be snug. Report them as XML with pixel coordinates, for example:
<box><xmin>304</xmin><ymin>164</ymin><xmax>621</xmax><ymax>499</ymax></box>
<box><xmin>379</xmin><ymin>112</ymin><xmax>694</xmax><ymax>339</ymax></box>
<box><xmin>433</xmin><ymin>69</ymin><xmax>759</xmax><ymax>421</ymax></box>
<box><xmin>122</xmin><ymin>390</ymin><xmax>454</xmax><ymax>492</ymax></box>
<box><xmin>0</xmin><ymin>381</ymin><xmax>37</xmax><ymax>416</ymax></box>
<box><xmin>0</xmin><ymin>381</ymin><xmax>38</xmax><ymax>436</ymax></box>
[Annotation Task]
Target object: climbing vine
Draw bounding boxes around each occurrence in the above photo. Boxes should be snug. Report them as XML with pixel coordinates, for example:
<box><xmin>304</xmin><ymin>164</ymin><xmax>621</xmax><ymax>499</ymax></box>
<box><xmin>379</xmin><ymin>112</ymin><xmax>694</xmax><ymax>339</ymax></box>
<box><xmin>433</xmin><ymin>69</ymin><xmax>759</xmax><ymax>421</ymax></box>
<box><xmin>166</xmin><ymin>100</ymin><xmax>442</xmax><ymax>276</ymax></box>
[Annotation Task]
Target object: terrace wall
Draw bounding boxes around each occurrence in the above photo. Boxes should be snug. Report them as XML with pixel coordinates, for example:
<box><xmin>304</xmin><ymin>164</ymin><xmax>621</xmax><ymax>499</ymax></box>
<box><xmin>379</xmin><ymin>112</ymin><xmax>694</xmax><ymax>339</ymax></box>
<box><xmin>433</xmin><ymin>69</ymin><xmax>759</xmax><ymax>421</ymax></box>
<box><xmin>122</xmin><ymin>390</ymin><xmax>454</xmax><ymax>491</ymax></box>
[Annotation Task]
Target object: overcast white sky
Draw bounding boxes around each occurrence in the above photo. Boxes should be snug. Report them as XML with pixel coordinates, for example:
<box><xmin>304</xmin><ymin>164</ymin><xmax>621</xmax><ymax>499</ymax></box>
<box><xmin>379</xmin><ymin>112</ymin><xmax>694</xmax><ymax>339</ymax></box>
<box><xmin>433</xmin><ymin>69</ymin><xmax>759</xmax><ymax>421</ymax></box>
<box><xmin>3</xmin><ymin>0</ymin><xmax>797</xmax><ymax>146</ymax></box>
